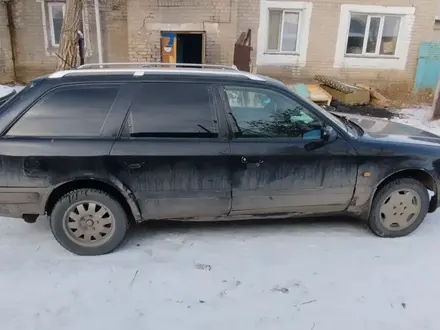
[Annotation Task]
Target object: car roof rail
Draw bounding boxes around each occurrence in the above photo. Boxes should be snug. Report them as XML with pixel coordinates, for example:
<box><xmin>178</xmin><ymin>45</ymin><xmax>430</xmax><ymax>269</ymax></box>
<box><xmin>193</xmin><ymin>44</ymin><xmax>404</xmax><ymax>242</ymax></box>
<box><xmin>77</xmin><ymin>62</ymin><xmax>239</xmax><ymax>71</ymax></box>
<box><xmin>48</xmin><ymin>67</ymin><xmax>266</xmax><ymax>81</ymax></box>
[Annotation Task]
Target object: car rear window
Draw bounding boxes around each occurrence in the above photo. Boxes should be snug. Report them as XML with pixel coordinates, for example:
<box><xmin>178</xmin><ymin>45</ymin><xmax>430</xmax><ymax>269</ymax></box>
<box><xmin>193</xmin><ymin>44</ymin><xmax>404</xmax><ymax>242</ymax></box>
<box><xmin>7</xmin><ymin>85</ymin><xmax>120</xmax><ymax>137</ymax></box>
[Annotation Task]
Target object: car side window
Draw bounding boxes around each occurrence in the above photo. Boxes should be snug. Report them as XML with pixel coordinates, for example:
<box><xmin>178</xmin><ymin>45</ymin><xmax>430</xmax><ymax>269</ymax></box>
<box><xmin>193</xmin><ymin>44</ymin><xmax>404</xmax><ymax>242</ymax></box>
<box><xmin>122</xmin><ymin>82</ymin><xmax>218</xmax><ymax>138</ymax></box>
<box><xmin>6</xmin><ymin>85</ymin><xmax>120</xmax><ymax>137</ymax></box>
<box><xmin>223</xmin><ymin>85</ymin><xmax>324</xmax><ymax>139</ymax></box>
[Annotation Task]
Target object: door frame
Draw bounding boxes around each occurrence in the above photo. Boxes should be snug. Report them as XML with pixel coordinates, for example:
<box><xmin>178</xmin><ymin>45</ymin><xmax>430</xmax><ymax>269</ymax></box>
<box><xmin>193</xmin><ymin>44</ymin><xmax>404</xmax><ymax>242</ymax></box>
<box><xmin>160</xmin><ymin>31</ymin><xmax>206</xmax><ymax>64</ymax></box>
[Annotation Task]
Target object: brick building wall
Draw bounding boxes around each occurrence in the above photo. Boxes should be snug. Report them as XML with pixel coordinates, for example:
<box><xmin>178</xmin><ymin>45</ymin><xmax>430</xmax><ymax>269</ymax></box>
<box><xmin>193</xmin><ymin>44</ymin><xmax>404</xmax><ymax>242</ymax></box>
<box><xmin>7</xmin><ymin>0</ymin><xmax>127</xmax><ymax>82</ymax></box>
<box><xmin>101</xmin><ymin>0</ymin><xmax>128</xmax><ymax>62</ymax></box>
<box><xmin>127</xmin><ymin>0</ymin><xmax>258</xmax><ymax>64</ymax></box>
<box><xmin>256</xmin><ymin>0</ymin><xmax>437</xmax><ymax>87</ymax></box>
<box><xmin>237</xmin><ymin>0</ymin><xmax>259</xmax><ymax>68</ymax></box>
<box><xmin>0</xmin><ymin>3</ymin><xmax>14</xmax><ymax>83</ymax></box>
<box><xmin>2</xmin><ymin>0</ymin><xmax>437</xmax><ymax>87</ymax></box>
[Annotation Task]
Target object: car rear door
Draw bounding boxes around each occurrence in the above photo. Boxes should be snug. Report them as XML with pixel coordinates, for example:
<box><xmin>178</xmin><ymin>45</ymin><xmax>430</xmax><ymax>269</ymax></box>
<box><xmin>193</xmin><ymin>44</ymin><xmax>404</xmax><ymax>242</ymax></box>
<box><xmin>0</xmin><ymin>82</ymin><xmax>132</xmax><ymax>213</ymax></box>
<box><xmin>0</xmin><ymin>83</ymin><xmax>132</xmax><ymax>188</ymax></box>
<box><xmin>218</xmin><ymin>83</ymin><xmax>358</xmax><ymax>216</ymax></box>
<box><xmin>110</xmin><ymin>80</ymin><xmax>232</xmax><ymax>220</ymax></box>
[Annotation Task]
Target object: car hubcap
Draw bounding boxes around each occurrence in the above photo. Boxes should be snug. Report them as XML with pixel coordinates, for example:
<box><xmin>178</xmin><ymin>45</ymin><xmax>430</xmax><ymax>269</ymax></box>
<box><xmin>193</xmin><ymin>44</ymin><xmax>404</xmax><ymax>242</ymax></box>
<box><xmin>63</xmin><ymin>201</ymin><xmax>115</xmax><ymax>246</ymax></box>
<box><xmin>379</xmin><ymin>189</ymin><xmax>421</xmax><ymax>231</ymax></box>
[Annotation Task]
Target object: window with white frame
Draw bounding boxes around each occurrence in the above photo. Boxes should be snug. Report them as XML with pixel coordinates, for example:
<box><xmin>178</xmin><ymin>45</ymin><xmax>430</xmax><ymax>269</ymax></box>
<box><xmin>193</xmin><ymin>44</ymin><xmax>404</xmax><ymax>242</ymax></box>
<box><xmin>47</xmin><ymin>2</ymin><xmax>85</xmax><ymax>48</ymax></box>
<box><xmin>345</xmin><ymin>14</ymin><xmax>401</xmax><ymax>56</ymax></box>
<box><xmin>48</xmin><ymin>2</ymin><xmax>65</xmax><ymax>47</ymax></box>
<box><xmin>257</xmin><ymin>1</ymin><xmax>312</xmax><ymax>67</ymax></box>
<box><xmin>267</xmin><ymin>10</ymin><xmax>300</xmax><ymax>53</ymax></box>
<box><xmin>334</xmin><ymin>5</ymin><xmax>414</xmax><ymax>70</ymax></box>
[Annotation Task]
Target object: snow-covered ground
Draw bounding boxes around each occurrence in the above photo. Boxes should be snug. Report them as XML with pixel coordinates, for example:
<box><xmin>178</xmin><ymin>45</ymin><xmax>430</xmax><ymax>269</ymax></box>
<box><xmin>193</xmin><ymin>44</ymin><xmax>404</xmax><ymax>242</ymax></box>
<box><xmin>1</xmin><ymin>214</ymin><xmax>440</xmax><ymax>330</ymax></box>
<box><xmin>0</xmin><ymin>84</ymin><xmax>24</xmax><ymax>97</ymax></box>
<box><xmin>0</xmin><ymin>86</ymin><xmax>440</xmax><ymax>329</ymax></box>
<box><xmin>0</xmin><ymin>85</ymin><xmax>15</xmax><ymax>99</ymax></box>
<box><xmin>393</xmin><ymin>106</ymin><xmax>440</xmax><ymax>133</ymax></box>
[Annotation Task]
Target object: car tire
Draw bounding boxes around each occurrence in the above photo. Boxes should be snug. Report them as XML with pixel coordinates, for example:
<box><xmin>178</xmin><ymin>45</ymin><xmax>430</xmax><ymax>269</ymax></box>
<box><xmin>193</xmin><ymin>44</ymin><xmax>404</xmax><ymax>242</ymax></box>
<box><xmin>368</xmin><ymin>178</ymin><xmax>429</xmax><ymax>238</ymax></box>
<box><xmin>50</xmin><ymin>188</ymin><xmax>130</xmax><ymax>255</ymax></box>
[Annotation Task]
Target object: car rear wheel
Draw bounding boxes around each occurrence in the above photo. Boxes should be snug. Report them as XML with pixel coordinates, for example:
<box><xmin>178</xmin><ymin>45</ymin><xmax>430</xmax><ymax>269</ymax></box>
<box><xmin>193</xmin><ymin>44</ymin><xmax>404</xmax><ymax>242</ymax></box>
<box><xmin>368</xmin><ymin>178</ymin><xmax>429</xmax><ymax>237</ymax></box>
<box><xmin>50</xmin><ymin>188</ymin><xmax>129</xmax><ymax>255</ymax></box>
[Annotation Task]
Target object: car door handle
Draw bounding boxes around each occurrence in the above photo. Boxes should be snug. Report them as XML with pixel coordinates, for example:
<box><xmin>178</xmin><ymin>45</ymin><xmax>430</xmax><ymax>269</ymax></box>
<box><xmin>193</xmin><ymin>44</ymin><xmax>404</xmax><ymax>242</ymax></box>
<box><xmin>123</xmin><ymin>161</ymin><xmax>145</xmax><ymax>170</ymax></box>
<box><xmin>241</xmin><ymin>157</ymin><xmax>263</xmax><ymax>168</ymax></box>
<box><xmin>247</xmin><ymin>161</ymin><xmax>264</xmax><ymax>168</ymax></box>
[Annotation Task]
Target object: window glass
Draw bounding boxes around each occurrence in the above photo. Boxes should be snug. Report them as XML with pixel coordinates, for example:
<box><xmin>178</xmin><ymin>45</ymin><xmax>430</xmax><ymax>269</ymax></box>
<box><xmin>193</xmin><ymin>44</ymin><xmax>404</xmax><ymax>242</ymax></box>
<box><xmin>380</xmin><ymin>16</ymin><xmax>401</xmax><ymax>55</ymax></box>
<box><xmin>223</xmin><ymin>86</ymin><xmax>323</xmax><ymax>139</ymax></box>
<box><xmin>281</xmin><ymin>12</ymin><xmax>299</xmax><ymax>52</ymax></box>
<box><xmin>267</xmin><ymin>10</ymin><xmax>299</xmax><ymax>52</ymax></box>
<box><xmin>48</xmin><ymin>2</ymin><xmax>85</xmax><ymax>47</ymax></box>
<box><xmin>49</xmin><ymin>3</ymin><xmax>64</xmax><ymax>46</ymax></box>
<box><xmin>7</xmin><ymin>86</ymin><xmax>120</xmax><ymax>137</ymax></box>
<box><xmin>346</xmin><ymin>14</ymin><xmax>367</xmax><ymax>54</ymax></box>
<box><xmin>366</xmin><ymin>17</ymin><xmax>380</xmax><ymax>53</ymax></box>
<box><xmin>124</xmin><ymin>83</ymin><xmax>218</xmax><ymax>138</ymax></box>
<box><xmin>346</xmin><ymin>13</ymin><xmax>401</xmax><ymax>56</ymax></box>
<box><xmin>267</xmin><ymin>10</ymin><xmax>282</xmax><ymax>51</ymax></box>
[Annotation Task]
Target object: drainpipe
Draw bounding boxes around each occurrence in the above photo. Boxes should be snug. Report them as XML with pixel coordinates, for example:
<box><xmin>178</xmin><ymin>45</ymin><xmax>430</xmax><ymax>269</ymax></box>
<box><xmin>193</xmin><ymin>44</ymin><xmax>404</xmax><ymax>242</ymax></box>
<box><xmin>93</xmin><ymin>0</ymin><xmax>103</xmax><ymax>64</ymax></box>
<box><xmin>5</xmin><ymin>0</ymin><xmax>17</xmax><ymax>81</ymax></box>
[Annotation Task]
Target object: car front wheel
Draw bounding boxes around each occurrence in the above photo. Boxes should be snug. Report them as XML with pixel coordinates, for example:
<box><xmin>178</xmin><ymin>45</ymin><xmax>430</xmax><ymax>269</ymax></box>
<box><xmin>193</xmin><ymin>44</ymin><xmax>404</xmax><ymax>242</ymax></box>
<box><xmin>50</xmin><ymin>188</ymin><xmax>129</xmax><ymax>255</ymax></box>
<box><xmin>368</xmin><ymin>178</ymin><xmax>429</xmax><ymax>237</ymax></box>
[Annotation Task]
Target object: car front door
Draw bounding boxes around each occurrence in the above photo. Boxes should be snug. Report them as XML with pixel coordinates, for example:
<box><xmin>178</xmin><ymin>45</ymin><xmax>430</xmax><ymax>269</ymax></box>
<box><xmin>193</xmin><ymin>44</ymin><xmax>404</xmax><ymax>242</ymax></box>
<box><xmin>219</xmin><ymin>84</ymin><xmax>358</xmax><ymax>216</ymax></box>
<box><xmin>110</xmin><ymin>81</ymin><xmax>231</xmax><ymax>220</ymax></box>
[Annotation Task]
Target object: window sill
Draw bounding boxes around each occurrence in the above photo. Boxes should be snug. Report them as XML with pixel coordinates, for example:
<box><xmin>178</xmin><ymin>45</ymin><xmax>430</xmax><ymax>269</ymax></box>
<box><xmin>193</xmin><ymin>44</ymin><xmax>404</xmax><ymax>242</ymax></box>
<box><xmin>344</xmin><ymin>54</ymin><xmax>399</xmax><ymax>60</ymax></box>
<box><xmin>264</xmin><ymin>51</ymin><xmax>299</xmax><ymax>56</ymax></box>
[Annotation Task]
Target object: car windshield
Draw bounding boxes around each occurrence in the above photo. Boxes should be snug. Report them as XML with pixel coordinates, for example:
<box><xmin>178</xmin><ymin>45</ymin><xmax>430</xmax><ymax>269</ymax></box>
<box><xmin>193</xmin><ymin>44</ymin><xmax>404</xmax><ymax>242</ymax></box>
<box><xmin>290</xmin><ymin>90</ymin><xmax>357</xmax><ymax>137</ymax></box>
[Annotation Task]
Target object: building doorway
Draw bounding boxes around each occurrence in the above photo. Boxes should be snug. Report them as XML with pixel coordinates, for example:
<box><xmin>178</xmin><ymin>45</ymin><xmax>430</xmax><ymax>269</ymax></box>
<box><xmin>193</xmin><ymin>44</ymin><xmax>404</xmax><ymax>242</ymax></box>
<box><xmin>177</xmin><ymin>33</ymin><xmax>203</xmax><ymax>64</ymax></box>
<box><xmin>160</xmin><ymin>32</ymin><xmax>205</xmax><ymax>64</ymax></box>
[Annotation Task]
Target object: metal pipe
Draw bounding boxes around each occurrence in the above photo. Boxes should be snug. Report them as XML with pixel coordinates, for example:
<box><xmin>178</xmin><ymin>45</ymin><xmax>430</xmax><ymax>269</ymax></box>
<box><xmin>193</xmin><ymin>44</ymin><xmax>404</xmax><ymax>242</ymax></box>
<box><xmin>93</xmin><ymin>0</ymin><xmax>103</xmax><ymax>65</ymax></box>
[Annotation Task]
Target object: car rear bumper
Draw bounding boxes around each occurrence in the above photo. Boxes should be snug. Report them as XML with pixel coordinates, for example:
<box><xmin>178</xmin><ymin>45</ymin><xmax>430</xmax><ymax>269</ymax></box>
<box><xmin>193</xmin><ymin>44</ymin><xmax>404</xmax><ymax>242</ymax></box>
<box><xmin>0</xmin><ymin>189</ymin><xmax>45</xmax><ymax>219</ymax></box>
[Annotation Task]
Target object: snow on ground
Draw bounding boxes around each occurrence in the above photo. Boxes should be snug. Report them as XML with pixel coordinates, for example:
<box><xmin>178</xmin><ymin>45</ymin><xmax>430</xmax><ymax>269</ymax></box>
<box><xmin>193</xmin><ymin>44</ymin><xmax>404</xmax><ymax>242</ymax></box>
<box><xmin>0</xmin><ymin>85</ymin><xmax>14</xmax><ymax>99</ymax></box>
<box><xmin>1</xmin><ymin>100</ymin><xmax>440</xmax><ymax>329</ymax></box>
<box><xmin>1</xmin><ymin>215</ymin><xmax>440</xmax><ymax>330</ymax></box>
<box><xmin>394</xmin><ymin>106</ymin><xmax>440</xmax><ymax>134</ymax></box>
<box><xmin>0</xmin><ymin>84</ymin><xmax>25</xmax><ymax>99</ymax></box>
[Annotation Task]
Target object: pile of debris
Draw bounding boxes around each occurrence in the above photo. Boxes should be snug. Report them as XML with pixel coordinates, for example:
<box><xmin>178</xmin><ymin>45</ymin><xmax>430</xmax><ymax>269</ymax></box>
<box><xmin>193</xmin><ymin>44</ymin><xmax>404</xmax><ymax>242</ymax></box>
<box><xmin>291</xmin><ymin>75</ymin><xmax>396</xmax><ymax>119</ymax></box>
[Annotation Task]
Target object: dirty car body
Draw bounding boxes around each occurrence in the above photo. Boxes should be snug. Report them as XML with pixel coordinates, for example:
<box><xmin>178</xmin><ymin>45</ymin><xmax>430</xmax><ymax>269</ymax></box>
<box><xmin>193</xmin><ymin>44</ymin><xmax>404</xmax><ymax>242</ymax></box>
<box><xmin>0</xmin><ymin>64</ymin><xmax>438</xmax><ymax>255</ymax></box>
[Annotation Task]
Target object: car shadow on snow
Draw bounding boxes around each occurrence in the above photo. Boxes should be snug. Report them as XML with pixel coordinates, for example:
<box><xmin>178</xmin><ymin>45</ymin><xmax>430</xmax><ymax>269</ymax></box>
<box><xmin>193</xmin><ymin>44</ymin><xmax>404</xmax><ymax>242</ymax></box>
<box><xmin>28</xmin><ymin>215</ymin><xmax>386</xmax><ymax>254</ymax></box>
<box><xmin>125</xmin><ymin>216</ymin><xmax>369</xmax><ymax>246</ymax></box>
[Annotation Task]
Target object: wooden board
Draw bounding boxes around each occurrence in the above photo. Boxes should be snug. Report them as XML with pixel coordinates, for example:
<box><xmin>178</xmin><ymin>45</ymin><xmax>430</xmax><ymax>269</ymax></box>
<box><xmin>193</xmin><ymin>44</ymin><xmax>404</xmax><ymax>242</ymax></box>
<box><xmin>291</xmin><ymin>83</ymin><xmax>332</xmax><ymax>105</ymax></box>
<box><xmin>234</xmin><ymin>29</ymin><xmax>252</xmax><ymax>72</ymax></box>
<box><xmin>321</xmin><ymin>85</ymin><xmax>370</xmax><ymax>105</ymax></box>
<box><xmin>306</xmin><ymin>84</ymin><xmax>332</xmax><ymax>105</ymax></box>
<box><xmin>355</xmin><ymin>83</ymin><xmax>391</xmax><ymax>108</ymax></box>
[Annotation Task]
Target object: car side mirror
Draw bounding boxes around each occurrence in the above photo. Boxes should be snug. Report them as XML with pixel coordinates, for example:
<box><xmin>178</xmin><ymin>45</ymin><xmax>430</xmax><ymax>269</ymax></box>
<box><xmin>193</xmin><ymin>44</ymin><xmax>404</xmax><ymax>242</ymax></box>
<box><xmin>304</xmin><ymin>125</ymin><xmax>337</xmax><ymax>152</ymax></box>
<box><xmin>321</xmin><ymin>125</ymin><xmax>337</xmax><ymax>142</ymax></box>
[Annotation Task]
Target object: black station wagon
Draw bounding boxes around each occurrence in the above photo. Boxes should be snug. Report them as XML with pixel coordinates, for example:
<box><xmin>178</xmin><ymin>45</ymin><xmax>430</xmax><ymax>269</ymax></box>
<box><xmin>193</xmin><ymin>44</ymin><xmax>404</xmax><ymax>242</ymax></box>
<box><xmin>0</xmin><ymin>63</ymin><xmax>439</xmax><ymax>255</ymax></box>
